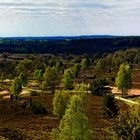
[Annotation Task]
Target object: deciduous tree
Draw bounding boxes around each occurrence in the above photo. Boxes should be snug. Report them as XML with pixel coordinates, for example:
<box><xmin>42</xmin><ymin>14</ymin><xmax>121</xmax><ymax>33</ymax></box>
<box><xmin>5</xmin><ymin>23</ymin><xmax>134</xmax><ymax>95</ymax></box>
<box><xmin>115</xmin><ymin>64</ymin><xmax>132</xmax><ymax>97</ymax></box>
<box><xmin>10</xmin><ymin>77</ymin><xmax>22</xmax><ymax>101</ymax></box>
<box><xmin>53</xmin><ymin>90</ymin><xmax>71</xmax><ymax>118</ymax></box>
<box><xmin>19</xmin><ymin>72</ymin><xmax>27</xmax><ymax>86</ymax></box>
<box><xmin>61</xmin><ymin>68</ymin><xmax>74</xmax><ymax>89</ymax></box>
<box><xmin>52</xmin><ymin>95</ymin><xmax>93</xmax><ymax>140</ymax></box>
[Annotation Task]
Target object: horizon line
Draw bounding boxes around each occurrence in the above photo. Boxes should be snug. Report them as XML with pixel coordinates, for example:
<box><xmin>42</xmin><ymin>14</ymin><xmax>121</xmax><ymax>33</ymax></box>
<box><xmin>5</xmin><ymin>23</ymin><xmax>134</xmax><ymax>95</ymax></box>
<box><xmin>0</xmin><ymin>34</ymin><xmax>140</xmax><ymax>38</ymax></box>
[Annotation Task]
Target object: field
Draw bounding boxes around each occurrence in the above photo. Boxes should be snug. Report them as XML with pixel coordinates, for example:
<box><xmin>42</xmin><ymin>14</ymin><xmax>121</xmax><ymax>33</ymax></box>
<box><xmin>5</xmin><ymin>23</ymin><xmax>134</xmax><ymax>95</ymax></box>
<box><xmin>0</xmin><ymin>89</ymin><xmax>110</xmax><ymax>139</ymax></box>
<box><xmin>0</xmin><ymin>52</ymin><xmax>139</xmax><ymax>139</ymax></box>
<box><xmin>0</xmin><ymin>77</ymin><xmax>130</xmax><ymax>139</ymax></box>
<box><xmin>0</xmin><ymin>88</ymin><xmax>129</xmax><ymax>140</ymax></box>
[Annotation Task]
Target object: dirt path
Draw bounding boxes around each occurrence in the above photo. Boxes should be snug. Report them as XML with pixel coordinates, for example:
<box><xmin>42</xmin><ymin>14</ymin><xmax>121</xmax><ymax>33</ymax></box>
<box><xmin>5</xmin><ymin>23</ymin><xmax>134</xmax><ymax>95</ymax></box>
<box><xmin>111</xmin><ymin>86</ymin><xmax>140</xmax><ymax>96</ymax></box>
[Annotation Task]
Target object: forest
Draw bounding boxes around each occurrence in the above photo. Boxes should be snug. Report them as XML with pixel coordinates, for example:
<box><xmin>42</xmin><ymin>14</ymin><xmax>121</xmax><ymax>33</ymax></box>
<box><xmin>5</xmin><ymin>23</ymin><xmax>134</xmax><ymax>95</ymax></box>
<box><xmin>0</xmin><ymin>36</ymin><xmax>140</xmax><ymax>55</ymax></box>
<box><xmin>0</xmin><ymin>38</ymin><xmax>140</xmax><ymax>139</ymax></box>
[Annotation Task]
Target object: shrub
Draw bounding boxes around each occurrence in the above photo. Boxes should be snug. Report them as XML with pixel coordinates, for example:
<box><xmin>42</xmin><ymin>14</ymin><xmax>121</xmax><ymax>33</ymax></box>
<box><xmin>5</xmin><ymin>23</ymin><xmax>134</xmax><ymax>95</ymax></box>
<box><xmin>0</xmin><ymin>128</ymin><xmax>26</xmax><ymax>140</ymax></box>
<box><xmin>19</xmin><ymin>72</ymin><xmax>27</xmax><ymax>86</ymax></box>
<box><xmin>90</xmin><ymin>79</ymin><xmax>111</xmax><ymax>96</ymax></box>
<box><xmin>103</xmin><ymin>93</ymin><xmax>119</xmax><ymax>117</ymax></box>
<box><xmin>31</xmin><ymin>102</ymin><xmax>48</xmax><ymax>114</ymax></box>
<box><xmin>30</xmin><ymin>91</ymin><xmax>39</xmax><ymax>96</ymax></box>
<box><xmin>40</xmin><ymin>81</ymin><xmax>47</xmax><ymax>90</ymax></box>
<box><xmin>111</xmin><ymin>107</ymin><xmax>140</xmax><ymax>140</ymax></box>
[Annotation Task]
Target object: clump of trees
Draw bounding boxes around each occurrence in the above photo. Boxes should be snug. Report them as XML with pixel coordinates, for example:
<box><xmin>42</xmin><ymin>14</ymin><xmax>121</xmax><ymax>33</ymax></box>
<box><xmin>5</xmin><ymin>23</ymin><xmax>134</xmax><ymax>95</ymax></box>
<box><xmin>90</xmin><ymin>79</ymin><xmax>111</xmax><ymax>96</ymax></box>
<box><xmin>115</xmin><ymin>64</ymin><xmax>132</xmax><ymax>97</ymax></box>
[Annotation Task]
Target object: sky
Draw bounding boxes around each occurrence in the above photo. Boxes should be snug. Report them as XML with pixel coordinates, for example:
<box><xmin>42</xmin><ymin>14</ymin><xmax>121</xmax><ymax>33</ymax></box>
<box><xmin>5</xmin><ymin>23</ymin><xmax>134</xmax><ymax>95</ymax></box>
<box><xmin>0</xmin><ymin>0</ymin><xmax>140</xmax><ymax>37</ymax></box>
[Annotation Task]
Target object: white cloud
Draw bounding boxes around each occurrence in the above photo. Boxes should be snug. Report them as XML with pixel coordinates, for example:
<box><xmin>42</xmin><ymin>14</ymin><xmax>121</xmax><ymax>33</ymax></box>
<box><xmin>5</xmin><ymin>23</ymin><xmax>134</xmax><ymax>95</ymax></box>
<box><xmin>0</xmin><ymin>0</ymin><xmax>140</xmax><ymax>36</ymax></box>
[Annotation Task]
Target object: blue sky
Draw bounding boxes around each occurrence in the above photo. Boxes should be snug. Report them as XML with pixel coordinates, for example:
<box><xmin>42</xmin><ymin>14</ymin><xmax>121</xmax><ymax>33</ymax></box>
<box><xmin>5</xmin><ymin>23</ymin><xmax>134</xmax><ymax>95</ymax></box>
<box><xmin>0</xmin><ymin>0</ymin><xmax>140</xmax><ymax>36</ymax></box>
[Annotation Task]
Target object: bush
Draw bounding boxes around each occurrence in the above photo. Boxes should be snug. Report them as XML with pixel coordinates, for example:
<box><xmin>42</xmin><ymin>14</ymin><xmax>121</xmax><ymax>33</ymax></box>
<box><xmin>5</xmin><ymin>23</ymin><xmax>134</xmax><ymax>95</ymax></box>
<box><xmin>90</xmin><ymin>79</ymin><xmax>111</xmax><ymax>96</ymax></box>
<box><xmin>40</xmin><ymin>81</ymin><xmax>47</xmax><ymax>90</ymax></box>
<box><xmin>111</xmin><ymin>107</ymin><xmax>140</xmax><ymax>140</ymax></box>
<box><xmin>0</xmin><ymin>128</ymin><xmax>50</xmax><ymax>140</ymax></box>
<box><xmin>103</xmin><ymin>93</ymin><xmax>119</xmax><ymax>117</ymax></box>
<box><xmin>0</xmin><ymin>128</ymin><xmax>26</xmax><ymax>140</ymax></box>
<box><xmin>31</xmin><ymin>102</ymin><xmax>48</xmax><ymax>114</ymax></box>
<box><xmin>30</xmin><ymin>91</ymin><xmax>39</xmax><ymax>96</ymax></box>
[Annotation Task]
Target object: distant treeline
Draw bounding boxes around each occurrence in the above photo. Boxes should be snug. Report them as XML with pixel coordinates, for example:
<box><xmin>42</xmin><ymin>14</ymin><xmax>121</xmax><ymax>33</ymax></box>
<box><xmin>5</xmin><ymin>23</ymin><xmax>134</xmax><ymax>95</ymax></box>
<box><xmin>0</xmin><ymin>36</ymin><xmax>140</xmax><ymax>55</ymax></box>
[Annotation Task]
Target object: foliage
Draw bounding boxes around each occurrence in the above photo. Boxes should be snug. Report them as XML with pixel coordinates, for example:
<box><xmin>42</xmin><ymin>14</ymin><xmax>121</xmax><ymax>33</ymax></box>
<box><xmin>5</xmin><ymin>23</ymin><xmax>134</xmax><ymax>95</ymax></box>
<box><xmin>40</xmin><ymin>81</ymin><xmax>47</xmax><ymax>91</ymax></box>
<box><xmin>0</xmin><ymin>128</ymin><xmax>50</xmax><ymax>140</ymax></box>
<box><xmin>43</xmin><ymin>66</ymin><xmax>58</xmax><ymax>88</ymax></box>
<box><xmin>111</xmin><ymin>107</ymin><xmax>140</xmax><ymax>140</ymax></box>
<box><xmin>8</xmin><ymin>74</ymin><xmax>13</xmax><ymax>81</ymax></box>
<box><xmin>81</xmin><ymin>58</ymin><xmax>90</xmax><ymax>70</ymax></box>
<box><xmin>10</xmin><ymin>77</ymin><xmax>22</xmax><ymax>101</ymax></box>
<box><xmin>0</xmin><ymin>128</ymin><xmax>26</xmax><ymax>140</ymax></box>
<box><xmin>19</xmin><ymin>72</ymin><xmax>27</xmax><ymax>86</ymax></box>
<box><xmin>73</xmin><ymin>63</ymin><xmax>80</xmax><ymax>78</ymax></box>
<box><xmin>31</xmin><ymin>102</ymin><xmax>48</xmax><ymax>114</ymax></box>
<box><xmin>51</xmin><ymin>95</ymin><xmax>93</xmax><ymax>140</ymax></box>
<box><xmin>96</xmin><ymin>58</ymin><xmax>105</xmax><ymax>71</ymax></box>
<box><xmin>103</xmin><ymin>93</ymin><xmax>119</xmax><ymax>117</ymax></box>
<box><xmin>55</xmin><ymin>62</ymin><xmax>62</xmax><ymax>74</ymax></box>
<box><xmin>15</xmin><ymin>63</ymin><xmax>26</xmax><ymax>76</ymax></box>
<box><xmin>53</xmin><ymin>90</ymin><xmax>71</xmax><ymax>118</ymax></box>
<box><xmin>74</xmin><ymin>83</ymin><xmax>89</xmax><ymax>102</ymax></box>
<box><xmin>33</xmin><ymin>69</ymin><xmax>42</xmax><ymax>80</ymax></box>
<box><xmin>115</xmin><ymin>64</ymin><xmax>132</xmax><ymax>97</ymax></box>
<box><xmin>30</xmin><ymin>90</ymin><xmax>39</xmax><ymax>96</ymax></box>
<box><xmin>21</xmin><ymin>59</ymin><xmax>32</xmax><ymax>70</ymax></box>
<box><xmin>90</xmin><ymin>79</ymin><xmax>111</xmax><ymax>96</ymax></box>
<box><xmin>1</xmin><ymin>37</ymin><xmax>140</xmax><ymax>55</ymax></box>
<box><xmin>0</xmin><ymin>74</ymin><xmax>4</xmax><ymax>82</ymax></box>
<box><xmin>61</xmin><ymin>68</ymin><xmax>74</xmax><ymax>89</ymax></box>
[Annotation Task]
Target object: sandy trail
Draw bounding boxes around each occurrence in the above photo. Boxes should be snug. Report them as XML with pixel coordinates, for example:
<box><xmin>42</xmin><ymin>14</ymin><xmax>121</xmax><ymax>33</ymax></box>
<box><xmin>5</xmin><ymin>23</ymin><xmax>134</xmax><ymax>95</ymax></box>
<box><xmin>111</xmin><ymin>86</ymin><xmax>140</xmax><ymax>96</ymax></box>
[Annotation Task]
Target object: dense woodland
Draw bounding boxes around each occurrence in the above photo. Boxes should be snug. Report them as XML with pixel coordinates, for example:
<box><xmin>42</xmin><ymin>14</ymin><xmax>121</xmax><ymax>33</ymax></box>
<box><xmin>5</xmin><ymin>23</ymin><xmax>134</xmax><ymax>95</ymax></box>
<box><xmin>0</xmin><ymin>36</ymin><xmax>140</xmax><ymax>55</ymax></box>
<box><xmin>0</xmin><ymin>39</ymin><xmax>140</xmax><ymax>139</ymax></box>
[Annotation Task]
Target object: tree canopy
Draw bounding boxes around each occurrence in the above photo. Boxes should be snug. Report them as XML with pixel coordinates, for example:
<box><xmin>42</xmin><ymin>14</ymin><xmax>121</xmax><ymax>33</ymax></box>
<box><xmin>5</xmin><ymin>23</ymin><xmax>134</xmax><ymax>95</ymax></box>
<box><xmin>10</xmin><ymin>77</ymin><xmax>22</xmax><ymax>101</ymax></box>
<box><xmin>115</xmin><ymin>64</ymin><xmax>132</xmax><ymax>97</ymax></box>
<box><xmin>61</xmin><ymin>68</ymin><xmax>74</xmax><ymax>89</ymax></box>
<box><xmin>52</xmin><ymin>95</ymin><xmax>93</xmax><ymax>140</ymax></box>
